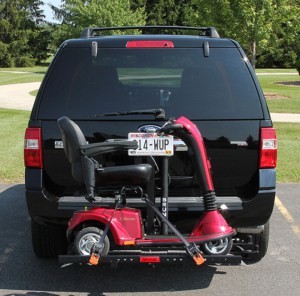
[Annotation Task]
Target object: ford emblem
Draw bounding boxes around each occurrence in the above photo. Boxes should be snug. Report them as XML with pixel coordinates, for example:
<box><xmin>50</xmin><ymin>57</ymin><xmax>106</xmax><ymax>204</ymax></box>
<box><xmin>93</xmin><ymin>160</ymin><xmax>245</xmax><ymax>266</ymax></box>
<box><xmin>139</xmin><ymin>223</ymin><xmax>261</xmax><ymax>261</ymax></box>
<box><xmin>138</xmin><ymin>125</ymin><xmax>161</xmax><ymax>133</ymax></box>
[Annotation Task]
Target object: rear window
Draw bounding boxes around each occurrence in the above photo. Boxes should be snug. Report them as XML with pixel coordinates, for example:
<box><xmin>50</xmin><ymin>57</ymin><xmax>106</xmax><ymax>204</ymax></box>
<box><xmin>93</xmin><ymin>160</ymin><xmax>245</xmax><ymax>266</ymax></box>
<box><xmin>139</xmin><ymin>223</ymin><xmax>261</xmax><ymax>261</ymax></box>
<box><xmin>38</xmin><ymin>47</ymin><xmax>263</xmax><ymax>120</ymax></box>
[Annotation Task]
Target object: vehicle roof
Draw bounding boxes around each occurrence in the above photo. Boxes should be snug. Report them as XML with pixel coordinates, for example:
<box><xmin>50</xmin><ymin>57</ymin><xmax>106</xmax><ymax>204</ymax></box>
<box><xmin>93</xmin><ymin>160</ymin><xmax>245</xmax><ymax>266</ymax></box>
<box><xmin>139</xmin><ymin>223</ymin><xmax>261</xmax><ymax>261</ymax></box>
<box><xmin>62</xmin><ymin>34</ymin><xmax>239</xmax><ymax>48</ymax></box>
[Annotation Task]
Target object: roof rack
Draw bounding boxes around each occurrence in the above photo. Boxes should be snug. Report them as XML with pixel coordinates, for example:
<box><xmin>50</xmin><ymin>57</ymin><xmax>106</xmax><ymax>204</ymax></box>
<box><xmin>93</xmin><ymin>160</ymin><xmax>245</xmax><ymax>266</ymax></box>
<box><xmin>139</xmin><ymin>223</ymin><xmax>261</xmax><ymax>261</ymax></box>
<box><xmin>81</xmin><ymin>26</ymin><xmax>220</xmax><ymax>39</ymax></box>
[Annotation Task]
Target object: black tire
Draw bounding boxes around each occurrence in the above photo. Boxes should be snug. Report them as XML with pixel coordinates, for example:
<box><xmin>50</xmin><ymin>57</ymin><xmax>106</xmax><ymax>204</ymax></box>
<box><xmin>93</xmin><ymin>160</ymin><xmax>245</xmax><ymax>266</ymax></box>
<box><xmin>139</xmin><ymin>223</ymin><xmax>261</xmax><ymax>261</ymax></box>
<box><xmin>31</xmin><ymin>219</ymin><xmax>67</xmax><ymax>258</ymax></box>
<box><xmin>243</xmin><ymin>221</ymin><xmax>269</xmax><ymax>264</ymax></box>
<box><xmin>73</xmin><ymin>227</ymin><xmax>110</xmax><ymax>256</ymax></box>
<box><xmin>201</xmin><ymin>237</ymin><xmax>233</xmax><ymax>255</ymax></box>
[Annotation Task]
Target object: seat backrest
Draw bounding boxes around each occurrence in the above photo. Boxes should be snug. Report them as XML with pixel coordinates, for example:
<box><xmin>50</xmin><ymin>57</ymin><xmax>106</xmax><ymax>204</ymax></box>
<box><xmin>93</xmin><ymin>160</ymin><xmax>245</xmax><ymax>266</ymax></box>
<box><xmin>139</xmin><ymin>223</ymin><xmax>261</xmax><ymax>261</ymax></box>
<box><xmin>57</xmin><ymin>116</ymin><xmax>87</xmax><ymax>184</ymax></box>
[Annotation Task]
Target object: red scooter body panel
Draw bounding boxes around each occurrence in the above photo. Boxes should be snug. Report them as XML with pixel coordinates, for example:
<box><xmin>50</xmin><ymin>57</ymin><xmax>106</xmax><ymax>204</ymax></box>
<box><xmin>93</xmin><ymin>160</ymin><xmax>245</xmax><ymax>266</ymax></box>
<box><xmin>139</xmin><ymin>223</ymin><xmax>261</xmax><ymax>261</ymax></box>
<box><xmin>135</xmin><ymin>211</ymin><xmax>235</xmax><ymax>245</ymax></box>
<box><xmin>68</xmin><ymin>206</ymin><xmax>235</xmax><ymax>247</ymax></box>
<box><xmin>68</xmin><ymin>207</ymin><xmax>143</xmax><ymax>245</ymax></box>
<box><xmin>190</xmin><ymin>211</ymin><xmax>234</xmax><ymax>237</ymax></box>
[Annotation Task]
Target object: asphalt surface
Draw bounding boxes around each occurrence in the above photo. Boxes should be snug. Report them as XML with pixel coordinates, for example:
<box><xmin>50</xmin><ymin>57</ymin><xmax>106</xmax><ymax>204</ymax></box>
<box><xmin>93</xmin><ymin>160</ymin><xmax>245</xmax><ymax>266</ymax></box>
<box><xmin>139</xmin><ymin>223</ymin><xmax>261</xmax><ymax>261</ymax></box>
<box><xmin>0</xmin><ymin>82</ymin><xmax>300</xmax><ymax>122</ymax></box>
<box><xmin>0</xmin><ymin>183</ymin><xmax>299</xmax><ymax>296</ymax></box>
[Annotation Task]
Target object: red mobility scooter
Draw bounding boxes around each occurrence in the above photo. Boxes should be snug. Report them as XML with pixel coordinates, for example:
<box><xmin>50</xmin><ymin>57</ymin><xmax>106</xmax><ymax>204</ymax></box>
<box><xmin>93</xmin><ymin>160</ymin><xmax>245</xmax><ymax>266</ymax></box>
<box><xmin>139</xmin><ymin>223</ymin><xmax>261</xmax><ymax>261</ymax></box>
<box><xmin>58</xmin><ymin>113</ymin><xmax>238</xmax><ymax>266</ymax></box>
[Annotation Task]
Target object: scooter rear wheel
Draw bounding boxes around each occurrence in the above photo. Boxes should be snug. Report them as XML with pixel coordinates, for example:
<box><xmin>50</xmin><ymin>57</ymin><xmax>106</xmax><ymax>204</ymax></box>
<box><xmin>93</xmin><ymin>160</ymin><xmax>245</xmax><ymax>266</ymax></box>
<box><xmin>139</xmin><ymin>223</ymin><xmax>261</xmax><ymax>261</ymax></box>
<box><xmin>74</xmin><ymin>227</ymin><xmax>110</xmax><ymax>256</ymax></box>
<box><xmin>201</xmin><ymin>237</ymin><xmax>233</xmax><ymax>255</ymax></box>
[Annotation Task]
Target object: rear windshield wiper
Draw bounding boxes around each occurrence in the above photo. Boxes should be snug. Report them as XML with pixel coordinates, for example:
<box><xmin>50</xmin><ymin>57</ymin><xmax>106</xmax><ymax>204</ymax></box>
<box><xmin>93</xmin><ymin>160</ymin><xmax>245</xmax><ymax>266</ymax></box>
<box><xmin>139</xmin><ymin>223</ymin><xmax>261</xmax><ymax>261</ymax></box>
<box><xmin>95</xmin><ymin>108</ymin><xmax>165</xmax><ymax>119</ymax></box>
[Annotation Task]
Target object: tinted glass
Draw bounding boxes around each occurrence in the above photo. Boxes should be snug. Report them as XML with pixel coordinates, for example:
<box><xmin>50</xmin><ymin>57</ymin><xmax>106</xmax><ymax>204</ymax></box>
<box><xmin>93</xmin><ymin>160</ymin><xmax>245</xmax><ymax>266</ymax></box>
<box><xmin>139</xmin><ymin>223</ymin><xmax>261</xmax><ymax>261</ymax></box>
<box><xmin>39</xmin><ymin>47</ymin><xmax>262</xmax><ymax>120</ymax></box>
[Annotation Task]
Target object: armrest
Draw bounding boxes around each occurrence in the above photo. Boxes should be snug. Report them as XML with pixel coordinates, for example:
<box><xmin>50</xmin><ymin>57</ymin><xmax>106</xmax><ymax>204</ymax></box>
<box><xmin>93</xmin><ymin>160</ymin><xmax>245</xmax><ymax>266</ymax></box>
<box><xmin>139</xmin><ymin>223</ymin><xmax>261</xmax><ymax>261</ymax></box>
<box><xmin>80</xmin><ymin>140</ymin><xmax>138</xmax><ymax>157</ymax></box>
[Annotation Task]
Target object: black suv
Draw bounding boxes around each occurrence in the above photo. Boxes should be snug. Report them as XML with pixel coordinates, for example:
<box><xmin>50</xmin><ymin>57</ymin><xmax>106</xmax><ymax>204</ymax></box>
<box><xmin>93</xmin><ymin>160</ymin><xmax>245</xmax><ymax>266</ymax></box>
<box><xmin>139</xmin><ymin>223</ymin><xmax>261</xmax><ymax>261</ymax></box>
<box><xmin>24</xmin><ymin>26</ymin><xmax>277</xmax><ymax>262</ymax></box>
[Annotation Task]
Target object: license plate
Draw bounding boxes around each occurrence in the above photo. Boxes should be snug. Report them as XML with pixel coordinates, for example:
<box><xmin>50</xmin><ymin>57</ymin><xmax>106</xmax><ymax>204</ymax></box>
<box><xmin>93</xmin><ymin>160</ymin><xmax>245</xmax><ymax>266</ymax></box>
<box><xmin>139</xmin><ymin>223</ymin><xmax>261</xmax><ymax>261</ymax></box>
<box><xmin>128</xmin><ymin>133</ymin><xmax>173</xmax><ymax>156</ymax></box>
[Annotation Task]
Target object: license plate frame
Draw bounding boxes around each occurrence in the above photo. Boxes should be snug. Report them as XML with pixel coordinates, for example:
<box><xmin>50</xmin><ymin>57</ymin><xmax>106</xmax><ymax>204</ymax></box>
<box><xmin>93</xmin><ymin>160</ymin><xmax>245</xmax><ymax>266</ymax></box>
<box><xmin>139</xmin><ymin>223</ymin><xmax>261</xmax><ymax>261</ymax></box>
<box><xmin>128</xmin><ymin>133</ymin><xmax>174</xmax><ymax>156</ymax></box>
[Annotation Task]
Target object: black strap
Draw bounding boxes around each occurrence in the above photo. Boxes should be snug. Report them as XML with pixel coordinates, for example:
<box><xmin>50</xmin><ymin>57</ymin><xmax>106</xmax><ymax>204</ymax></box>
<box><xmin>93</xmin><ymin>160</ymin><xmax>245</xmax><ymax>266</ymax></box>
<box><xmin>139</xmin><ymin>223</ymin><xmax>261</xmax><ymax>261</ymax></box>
<box><xmin>93</xmin><ymin>193</ymin><xmax>122</xmax><ymax>255</ymax></box>
<box><xmin>141</xmin><ymin>192</ymin><xmax>203</xmax><ymax>260</ymax></box>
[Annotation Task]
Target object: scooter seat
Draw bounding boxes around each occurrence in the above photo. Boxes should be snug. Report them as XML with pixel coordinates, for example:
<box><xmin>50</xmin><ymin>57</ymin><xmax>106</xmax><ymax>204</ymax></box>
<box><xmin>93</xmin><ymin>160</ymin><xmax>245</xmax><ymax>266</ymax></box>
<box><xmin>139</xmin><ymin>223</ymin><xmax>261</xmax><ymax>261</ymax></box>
<box><xmin>96</xmin><ymin>164</ymin><xmax>153</xmax><ymax>186</ymax></box>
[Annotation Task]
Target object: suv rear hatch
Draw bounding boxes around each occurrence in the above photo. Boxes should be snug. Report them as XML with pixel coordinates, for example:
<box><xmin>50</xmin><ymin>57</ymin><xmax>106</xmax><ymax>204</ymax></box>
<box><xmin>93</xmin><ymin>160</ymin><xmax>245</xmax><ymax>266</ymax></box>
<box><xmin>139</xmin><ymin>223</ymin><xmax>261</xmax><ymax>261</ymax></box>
<box><xmin>29</xmin><ymin>35</ymin><xmax>271</xmax><ymax>203</ymax></box>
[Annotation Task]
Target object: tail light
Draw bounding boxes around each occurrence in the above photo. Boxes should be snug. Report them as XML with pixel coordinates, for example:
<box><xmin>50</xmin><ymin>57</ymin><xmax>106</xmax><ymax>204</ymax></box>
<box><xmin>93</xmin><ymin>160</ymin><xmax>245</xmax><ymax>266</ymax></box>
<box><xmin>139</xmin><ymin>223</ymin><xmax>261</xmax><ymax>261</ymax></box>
<box><xmin>24</xmin><ymin>128</ymin><xmax>43</xmax><ymax>168</ymax></box>
<box><xmin>259</xmin><ymin>127</ymin><xmax>277</xmax><ymax>168</ymax></box>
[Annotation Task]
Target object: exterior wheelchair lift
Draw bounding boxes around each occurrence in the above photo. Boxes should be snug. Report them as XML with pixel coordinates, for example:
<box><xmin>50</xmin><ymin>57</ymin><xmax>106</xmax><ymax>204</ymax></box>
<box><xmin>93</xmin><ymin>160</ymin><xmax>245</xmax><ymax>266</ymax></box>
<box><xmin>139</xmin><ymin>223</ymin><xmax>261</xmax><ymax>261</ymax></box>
<box><xmin>57</xmin><ymin>114</ymin><xmax>241</xmax><ymax>267</ymax></box>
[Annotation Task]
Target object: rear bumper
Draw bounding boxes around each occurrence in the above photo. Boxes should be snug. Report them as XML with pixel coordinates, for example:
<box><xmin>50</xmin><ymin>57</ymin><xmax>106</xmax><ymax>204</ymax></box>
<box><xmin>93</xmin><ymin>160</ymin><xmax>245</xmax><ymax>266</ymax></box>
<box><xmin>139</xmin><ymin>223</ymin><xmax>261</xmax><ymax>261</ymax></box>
<box><xmin>25</xmin><ymin>168</ymin><xmax>276</xmax><ymax>228</ymax></box>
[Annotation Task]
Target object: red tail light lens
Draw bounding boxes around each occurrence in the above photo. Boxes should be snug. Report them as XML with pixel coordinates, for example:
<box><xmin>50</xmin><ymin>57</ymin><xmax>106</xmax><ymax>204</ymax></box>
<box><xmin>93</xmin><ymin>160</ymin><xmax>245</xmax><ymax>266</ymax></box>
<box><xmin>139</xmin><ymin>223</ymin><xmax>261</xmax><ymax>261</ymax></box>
<box><xmin>24</xmin><ymin>128</ymin><xmax>43</xmax><ymax>168</ymax></box>
<box><xmin>259</xmin><ymin>127</ymin><xmax>277</xmax><ymax>168</ymax></box>
<box><xmin>126</xmin><ymin>40</ymin><xmax>174</xmax><ymax>48</ymax></box>
<box><xmin>140</xmin><ymin>256</ymin><xmax>161</xmax><ymax>263</ymax></box>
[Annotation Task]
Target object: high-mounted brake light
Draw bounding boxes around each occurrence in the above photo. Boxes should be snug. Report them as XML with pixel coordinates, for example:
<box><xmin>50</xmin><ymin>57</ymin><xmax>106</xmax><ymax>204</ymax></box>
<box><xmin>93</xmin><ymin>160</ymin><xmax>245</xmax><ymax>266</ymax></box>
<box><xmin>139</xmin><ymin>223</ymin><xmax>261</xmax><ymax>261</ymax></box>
<box><xmin>259</xmin><ymin>128</ymin><xmax>277</xmax><ymax>168</ymax></box>
<box><xmin>126</xmin><ymin>40</ymin><xmax>174</xmax><ymax>48</ymax></box>
<box><xmin>24</xmin><ymin>128</ymin><xmax>43</xmax><ymax>168</ymax></box>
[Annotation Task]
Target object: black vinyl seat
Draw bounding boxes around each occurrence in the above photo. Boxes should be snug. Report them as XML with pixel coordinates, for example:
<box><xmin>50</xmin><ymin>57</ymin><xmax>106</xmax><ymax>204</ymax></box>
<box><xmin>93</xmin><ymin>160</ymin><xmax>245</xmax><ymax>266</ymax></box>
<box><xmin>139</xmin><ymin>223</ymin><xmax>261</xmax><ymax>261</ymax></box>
<box><xmin>57</xmin><ymin>116</ymin><xmax>153</xmax><ymax>201</ymax></box>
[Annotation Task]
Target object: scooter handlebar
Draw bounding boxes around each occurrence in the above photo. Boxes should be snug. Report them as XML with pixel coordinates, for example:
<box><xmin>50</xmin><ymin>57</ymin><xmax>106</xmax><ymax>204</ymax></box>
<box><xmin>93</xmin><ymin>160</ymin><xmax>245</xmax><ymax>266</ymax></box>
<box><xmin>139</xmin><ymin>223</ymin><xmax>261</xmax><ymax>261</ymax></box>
<box><xmin>158</xmin><ymin>123</ymin><xmax>183</xmax><ymax>135</ymax></box>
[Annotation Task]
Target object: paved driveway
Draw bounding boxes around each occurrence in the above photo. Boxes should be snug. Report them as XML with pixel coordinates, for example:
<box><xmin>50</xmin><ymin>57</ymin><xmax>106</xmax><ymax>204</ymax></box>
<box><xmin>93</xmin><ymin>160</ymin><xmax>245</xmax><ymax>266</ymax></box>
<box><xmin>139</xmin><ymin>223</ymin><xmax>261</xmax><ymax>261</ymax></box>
<box><xmin>0</xmin><ymin>82</ymin><xmax>40</xmax><ymax>111</ymax></box>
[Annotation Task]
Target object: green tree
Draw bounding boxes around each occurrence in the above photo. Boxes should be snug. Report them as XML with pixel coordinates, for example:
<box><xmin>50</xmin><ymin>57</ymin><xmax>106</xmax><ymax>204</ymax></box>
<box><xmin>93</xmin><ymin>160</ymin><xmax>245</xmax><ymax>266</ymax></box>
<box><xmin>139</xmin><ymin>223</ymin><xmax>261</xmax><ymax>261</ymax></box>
<box><xmin>0</xmin><ymin>0</ymin><xmax>50</xmax><ymax>67</ymax></box>
<box><xmin>146</xmin><ymin>0</ymin><xmax>178</xmax><ymax>25</ymax></box>
<box><xmin>295</xmin><ymin>36</ymin><xmax>300</xmax><ymax>74</ymax></box>
<box><xmin>296</xmin><ymin>55</ymin><xmax>300</xmax><ymax>74</ymax></box>
<box><xmin>145</xmin><ymin>0</ymin><xmax>196</xmax><ymax>26</ymax></box>
<box><xmin>130</xmin><ymin>0</ymin><xmax>147</xmax><ymax>10</ymax></box>
<box><xmin>259</xmin><ymin>0</ymin><xmax>300</xmax><ymax>68</ymax></box>
<box><xmin>193</xmin><ymin>0</ymin><xmax>279</xmax><ymax>68</ymax></box>
<box><xmin>51</xmin><ymin>0</ymin><xmax>146</xmax><ymax>45</ymax></box>
<box><xmin>192</xmin><ymin>0</ymin><xmax>300</xmax><ymax>69</ymax></box>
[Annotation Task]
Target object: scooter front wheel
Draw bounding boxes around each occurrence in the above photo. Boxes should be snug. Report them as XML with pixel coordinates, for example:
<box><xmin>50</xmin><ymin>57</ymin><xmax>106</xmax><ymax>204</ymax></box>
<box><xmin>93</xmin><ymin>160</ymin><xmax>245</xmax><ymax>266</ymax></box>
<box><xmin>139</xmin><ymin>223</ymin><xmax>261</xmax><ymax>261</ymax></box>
<box><xmin>74</xmin><ymin>227</ymin><xmax>110</xmax><ymax>256</ymax></box>
<box><xmin>201</xmin><ymin>237</ymin><xmax>233</xmax><ymax>255</ymax></box>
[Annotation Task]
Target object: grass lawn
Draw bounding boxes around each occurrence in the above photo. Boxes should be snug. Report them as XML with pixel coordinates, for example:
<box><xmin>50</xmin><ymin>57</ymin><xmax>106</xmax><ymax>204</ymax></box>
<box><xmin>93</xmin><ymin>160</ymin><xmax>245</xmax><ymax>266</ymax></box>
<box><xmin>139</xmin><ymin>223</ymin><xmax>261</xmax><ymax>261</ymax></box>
<box><xmin>0</xmin><ymin>66</ymin><xmax>47</xmax><ymax>85</ymax></box>
<box><xmin>256</xmin><ymin>68</ymin><xmax>297</xmax><ymax>73</ymax></box>
<box><xmin>257</xmin><ymin>74</ymin><xmax>300</xmax><ymax>113</ymax></box>
<box><xmin>274</xmin><ymin>122</ymin><xmax>300</xmax><ymax>183</ymax></box>
<box><xmin>0</xmin><ymin>109</ymin><xmax>30</xmax><ymax>183</ymax></box>
<box><xmin>29</xmin><ymin>90</ymin><xmax>38</xmax><ymax>97</ymax></box>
